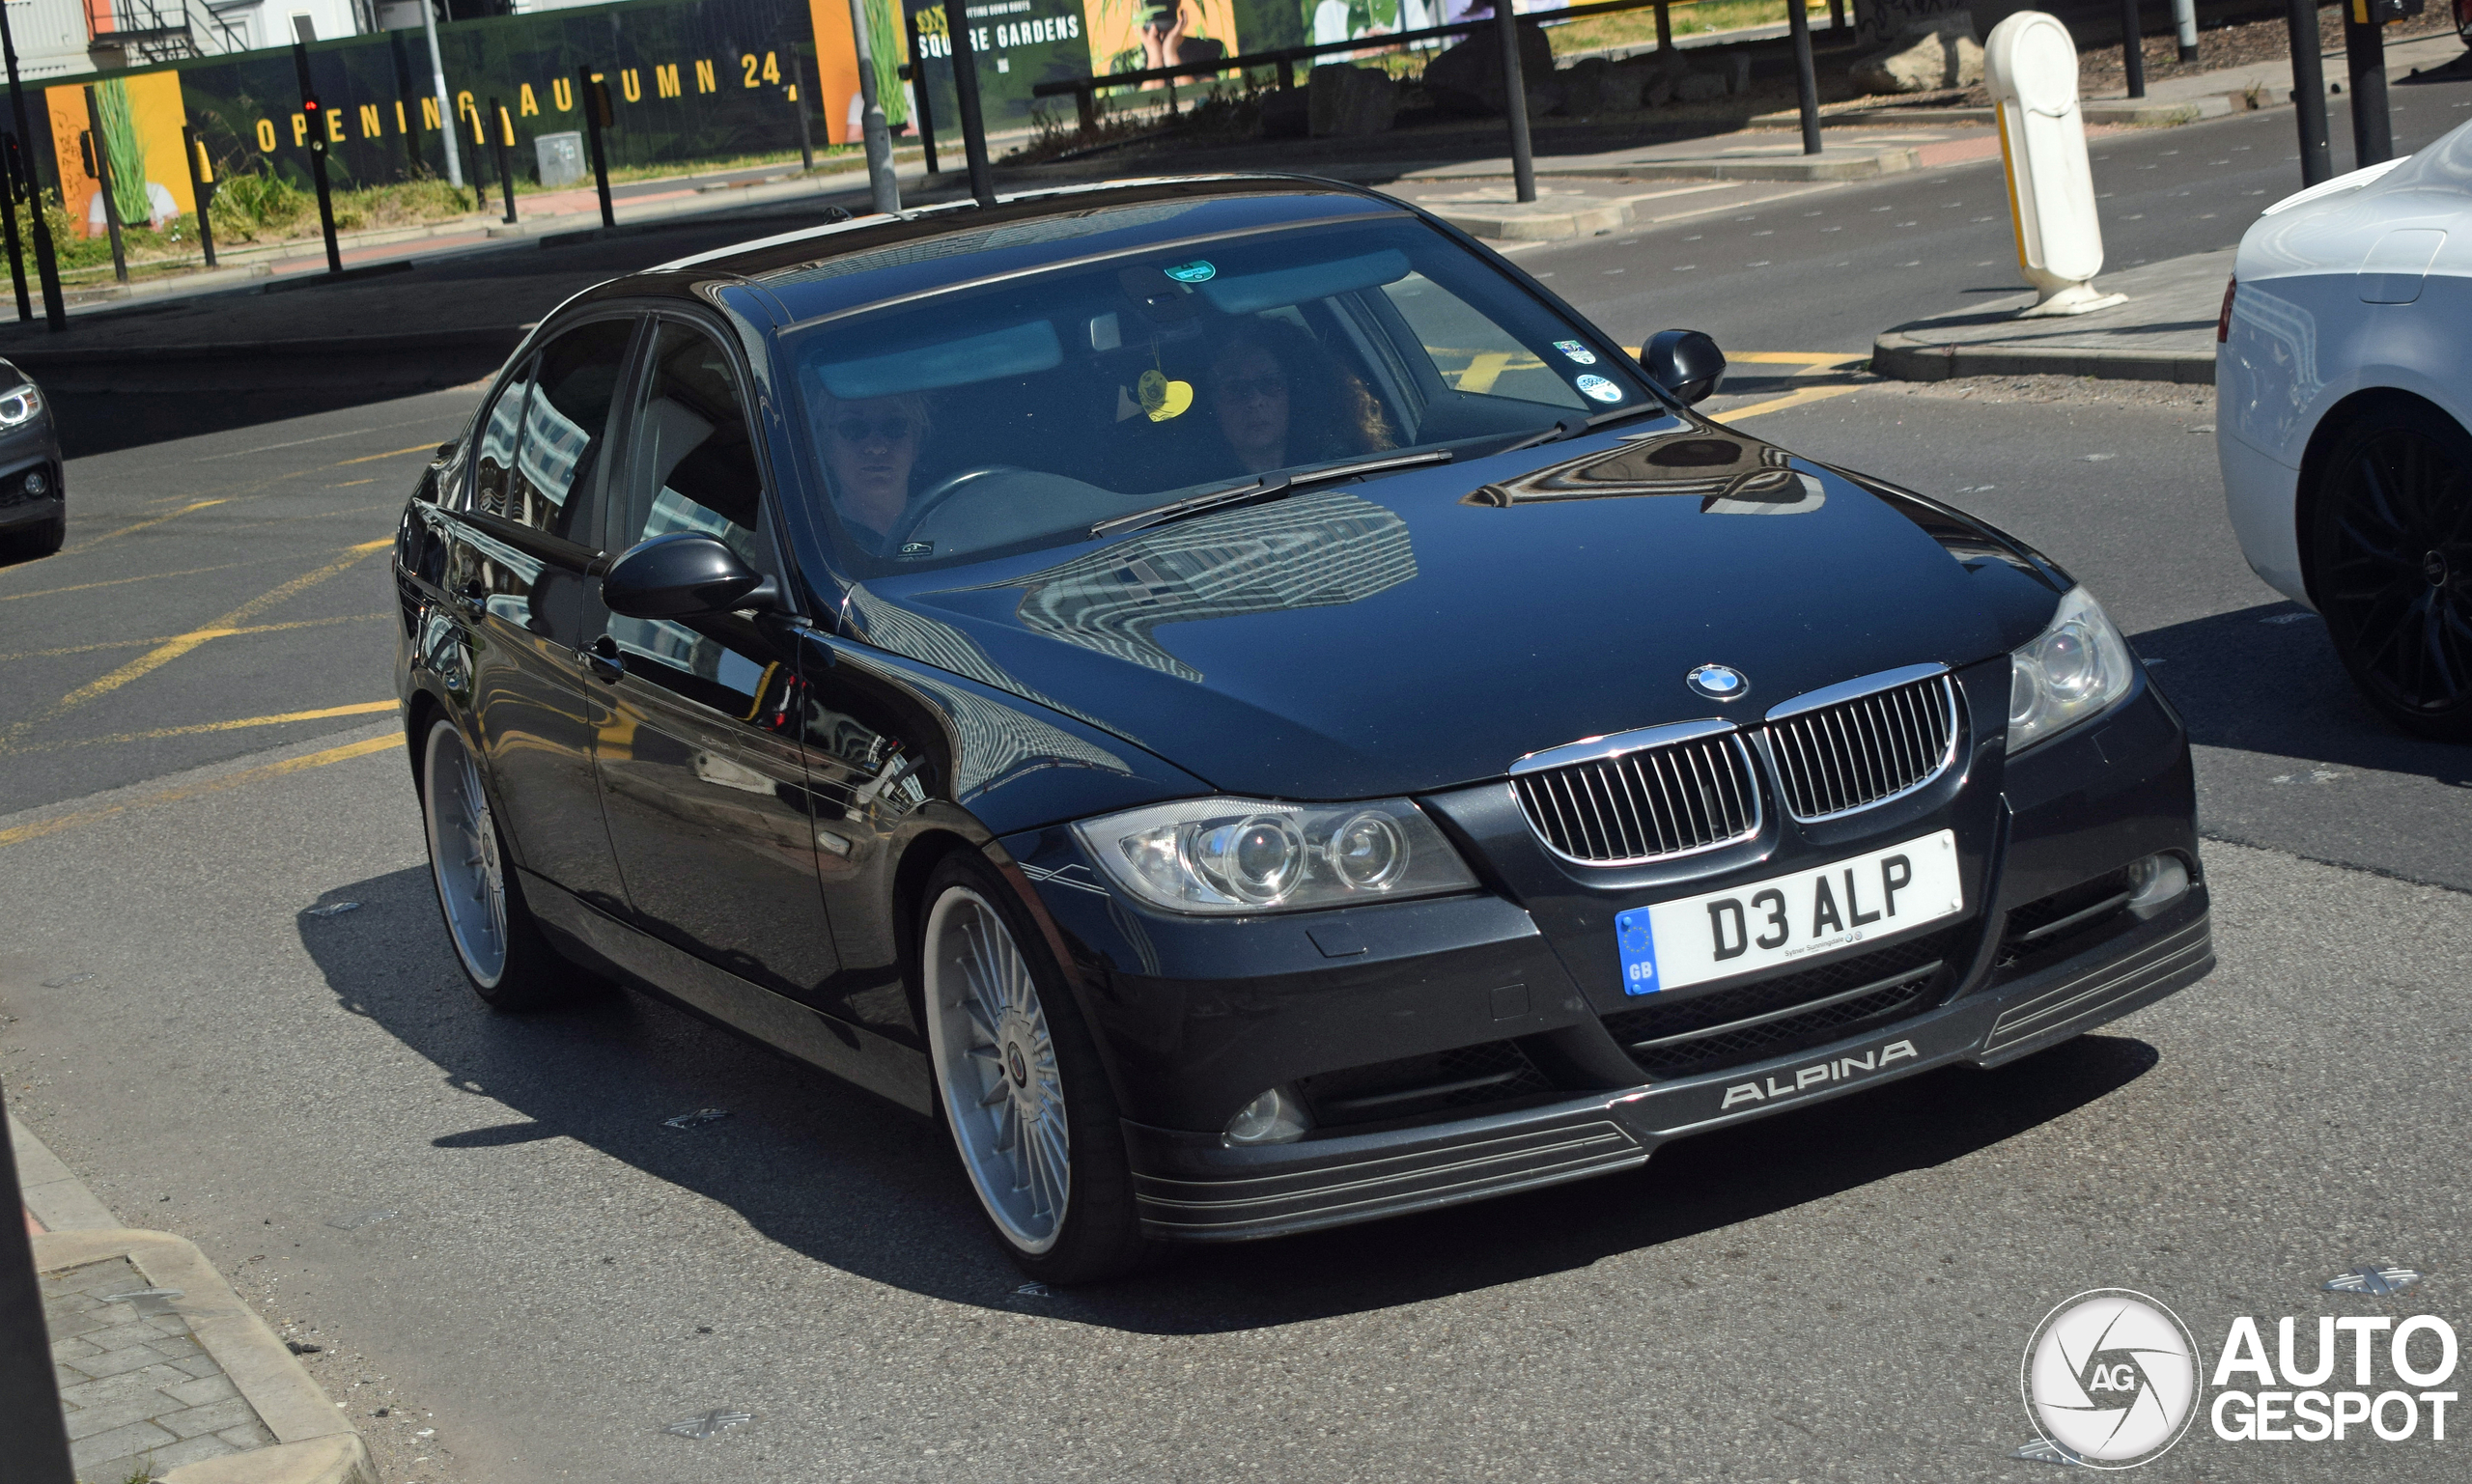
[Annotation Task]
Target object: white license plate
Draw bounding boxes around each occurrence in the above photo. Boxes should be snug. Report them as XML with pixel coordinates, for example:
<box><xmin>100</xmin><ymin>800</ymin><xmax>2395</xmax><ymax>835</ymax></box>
<box><xmin>1615</xmin><ymin>830</ymin><xmax>1963</xmax><ymax>994</ymax></box>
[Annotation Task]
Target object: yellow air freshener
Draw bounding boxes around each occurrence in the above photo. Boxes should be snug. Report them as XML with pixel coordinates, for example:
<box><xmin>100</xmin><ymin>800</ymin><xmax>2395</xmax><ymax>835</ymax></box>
<box><xmin>1138</xmin><ymin>369</ymin><xmax>1193</xmax><ymax>423</ymax></box>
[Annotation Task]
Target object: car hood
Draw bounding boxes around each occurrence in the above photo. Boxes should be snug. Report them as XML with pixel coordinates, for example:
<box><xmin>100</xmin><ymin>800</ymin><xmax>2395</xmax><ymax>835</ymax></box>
<box><xmin>845</xmin><ymin>417</ymin><xmax>2067</xmax><ymax>799</ymax></box>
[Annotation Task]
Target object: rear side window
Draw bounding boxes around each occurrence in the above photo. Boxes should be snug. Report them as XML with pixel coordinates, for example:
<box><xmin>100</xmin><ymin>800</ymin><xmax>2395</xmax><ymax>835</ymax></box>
<box><xmin>504</xmin><ymin>319</ymin><xmax>635</xmax><ymax>546</ymax></box>
<box><xmin>469</xmin><ymin>357</ymin><xmax>534</xmax><ymax>519</ymax></box>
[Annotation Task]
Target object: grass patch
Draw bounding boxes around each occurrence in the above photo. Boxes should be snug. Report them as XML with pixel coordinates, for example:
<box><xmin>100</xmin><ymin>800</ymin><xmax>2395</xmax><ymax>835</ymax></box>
<box><xmin>1548</xmin><ymin>0</ymin><xmax>1831</xmax><ymax>55</ymax></box>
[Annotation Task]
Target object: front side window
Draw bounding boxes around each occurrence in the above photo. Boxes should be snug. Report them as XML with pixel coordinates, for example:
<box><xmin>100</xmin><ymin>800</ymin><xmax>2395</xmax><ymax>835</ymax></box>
<box><xmin>781</xmin><ymin>214</ymin><xmax>1647</xmax><ymax>572</ymax></box>
<box><xmin>604</xmin><ymin>322</ymin><xmax>773</xmax><ymax>716</ymax></box>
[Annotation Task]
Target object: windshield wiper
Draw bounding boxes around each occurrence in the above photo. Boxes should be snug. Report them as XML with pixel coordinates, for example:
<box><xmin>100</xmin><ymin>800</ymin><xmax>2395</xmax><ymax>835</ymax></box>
<box><xmin>1091</xmin><ymin>449</ymin><xmax>1457</xmax><ymax>539</ymax></box>
<box><xmin>1494</xmin><ymin>402</ymin><xmax>1670</xmax><ymax>458</ymax></box>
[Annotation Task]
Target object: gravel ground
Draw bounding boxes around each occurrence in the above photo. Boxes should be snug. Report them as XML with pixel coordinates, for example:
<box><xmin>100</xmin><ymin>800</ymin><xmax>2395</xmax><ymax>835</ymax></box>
<box><xmin>1875</xmin><ymin>372</ymin><xmax>2220</xmax><ymax>412</ymax></box>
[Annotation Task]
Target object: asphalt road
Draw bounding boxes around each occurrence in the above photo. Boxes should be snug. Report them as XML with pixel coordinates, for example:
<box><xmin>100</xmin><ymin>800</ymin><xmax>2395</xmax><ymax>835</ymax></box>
<box><xmin>5</xmin><ymin>89</ymin><xmax>2471</xmax><ymax>1484</ymax></box>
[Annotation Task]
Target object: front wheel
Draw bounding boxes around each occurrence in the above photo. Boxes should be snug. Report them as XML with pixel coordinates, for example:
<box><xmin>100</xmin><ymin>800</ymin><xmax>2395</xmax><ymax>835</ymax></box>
<box><xmin>2</xmin><ymin>515</ymin><xmax>63</xmax><ymax>561</ymax></box>
<box><xmin>2308</xmin><ymin>402</ymin><xmax>2472</xmax><ymax>741</ymax></box>
<box><xmin>918</xmin><ymin>854</ymin><xmax>1150</xmax><ymax>1284</ymax></box>
<box><xmin>419</xmin><ymin>717</ymin><xmax>581</xmax><ymax>1010</ymax></box>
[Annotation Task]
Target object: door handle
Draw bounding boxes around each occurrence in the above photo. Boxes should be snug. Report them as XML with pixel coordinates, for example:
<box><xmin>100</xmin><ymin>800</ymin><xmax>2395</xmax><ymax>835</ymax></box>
<box><xmin>581</xmin><ymin>634</ymin><xmax>624</xmax><ymax>684</ymax></box>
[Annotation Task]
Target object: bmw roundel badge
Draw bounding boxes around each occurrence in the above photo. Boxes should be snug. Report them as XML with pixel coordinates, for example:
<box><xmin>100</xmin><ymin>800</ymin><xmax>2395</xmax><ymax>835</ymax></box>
<box><xmin>1686</xmin><ymin>663</ymin><xmax>1749</xmax><ymax>702</ymax></box>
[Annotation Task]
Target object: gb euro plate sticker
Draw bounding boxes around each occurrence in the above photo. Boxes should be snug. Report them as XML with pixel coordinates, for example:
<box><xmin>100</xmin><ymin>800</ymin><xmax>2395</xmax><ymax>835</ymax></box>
<box><xmin>1616</xmin><ymin>911</ymin><xmax>1661</xmax><ymax>994</ymax></box>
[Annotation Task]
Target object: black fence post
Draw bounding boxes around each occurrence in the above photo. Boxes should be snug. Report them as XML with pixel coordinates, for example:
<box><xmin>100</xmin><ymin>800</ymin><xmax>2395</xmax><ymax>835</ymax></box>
<box><xmin>947</xmin><ymin>2</ymin><xmax>996</xmax><ymax>206</ymax></box>
<box><xmin>0</xmin><ymin>0</ymin><xmax>60</xmax><ymax>329</ymax></box>
<box><xmin>493</xmin><ymin>99</ymin><xmax>518</xmax><ymax>225</ymax></box>
<box><xmin>905</xmin><ymin>8</ymin><xmax>941</xmax><ymax>176</ymax></box>
<box><xmin>465</xmin><ymin>100</ymin><xmax>488</xmax><ymax>212</ymax></box>
<box><xmin>2120</xmin><ymin>0</ymin><xmax>2146</xmax><ymax>98</ymax></box>
<box><xmin>181</xmin><ymin>124</ymin><xmax>218</xmax><ymax>268</ymax></box>
<box><xmin>1496</xmin><ymin>1</ymin><xmax>1536</xmax><ymax>205</ymax></box>
<box><xmin>2344</xmin><ymin>4</ymin><xmax>2391</xmax><ymax>170</ymax></box>
<box><xmin>0</xmin><ymin>133</ymin><xmax>29</xmax><ymax>321</ymax></box>
<box><xmin>293</xmin><ymin>42</ymin><xmax>343</xmax><ymax>274</ymax></box>
<box><xmin>1827</xmin><ymin>0</ymin><xmax>1844</xmax><ymax>36</ymax></box>
<box><xmin>79</xmin><ymin>91</ymin><xmax>128</xmax><ymax>285</ymax></box>
<box><xmin>2286</xmin><ymin>0</ymin><xmax>2332</xmax><ymax>185</ymax></box>
<box><xmin>1788</xmin><ymin>0</ymin><xmax>1822</xmax><ymax>154</ymax></box>
<box><xmin>790</xmin><ymin>50</ymin><xmax>815</xmax><ymax>171</ymax></box>
<box><xmin>579</xmin><ymin>67</ymin><xmax>614</xmax><ymax>230</ymax></box>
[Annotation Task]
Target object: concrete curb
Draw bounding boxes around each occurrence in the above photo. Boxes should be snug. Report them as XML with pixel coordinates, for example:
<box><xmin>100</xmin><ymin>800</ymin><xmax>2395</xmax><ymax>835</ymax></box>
<box><xmin>1753</xmin><ymin>97</ymin><xmax>2233</xmax><ymax>129</ymax></box>
<box><xmin>33</xmin><ymin>1228</ymin><xmax>378</xmax><ymax>1484</ymax></box>
<box><xmin>1871</xmin><ymin>328</ymin><xmax>2217</xmax><ymax>384</ymax></box>
<box><xmin>1406</xmin><ymin>148</ymin><xmax>1920</xmax><ymax>188</ymax></box>
<box><xmin>18</xmin><ymin>1109</ymin><xmax>377</xmax><ymax>1484</ymax></box>
<box><xmin>11</xmin><ymin>1115</ymin><xmax>118</xmax><ymax>1231</ymax></box>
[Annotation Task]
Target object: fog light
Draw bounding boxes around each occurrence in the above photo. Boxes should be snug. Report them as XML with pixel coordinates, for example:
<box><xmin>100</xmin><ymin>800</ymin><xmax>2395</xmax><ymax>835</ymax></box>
<box><xmin>21</xmin><ymin>470</ymin><xmax>46</xmax><ymax>496</ymax></box>
<box><xmin>1223</xmin><ymin>1086</ymin><xmax>1310</xmax><ymax>1146</ymax></box>
<box><xmin>2125</xmin><ymin>854</ymin><xmax>2189</xmax><ymax>910</ymax></box>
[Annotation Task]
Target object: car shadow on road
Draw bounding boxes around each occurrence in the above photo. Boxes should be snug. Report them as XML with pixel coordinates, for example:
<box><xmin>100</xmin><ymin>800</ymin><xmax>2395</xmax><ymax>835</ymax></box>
<box><xmin>301</xmin><ymin>864</ymin><xmax>2158</xmax><ymax>1334</ymax></box>
<box><xmin>2130</xmin><ymin>601</ymin><xmax>2472</xmax><ymax>786</ymax></box>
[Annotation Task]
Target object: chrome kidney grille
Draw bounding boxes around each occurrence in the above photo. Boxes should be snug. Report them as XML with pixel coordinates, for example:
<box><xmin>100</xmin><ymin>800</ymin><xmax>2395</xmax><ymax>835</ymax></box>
<box><xmin>1512</xmin><ymin>732</ymin><xmax>1760</xmax><ymax>865</ymax></box>
<box><xmin>1765</xmin><ymin>672</ymin><xmax>1960</xmax><ymax>822</ymax></box>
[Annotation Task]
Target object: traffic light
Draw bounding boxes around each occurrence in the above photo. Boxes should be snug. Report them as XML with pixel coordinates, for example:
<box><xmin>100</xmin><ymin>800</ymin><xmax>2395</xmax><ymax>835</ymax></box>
<box><xmin>301</xmin><ymin>94</ymin><xmax>326</xmax><ymax>153</ymax></box>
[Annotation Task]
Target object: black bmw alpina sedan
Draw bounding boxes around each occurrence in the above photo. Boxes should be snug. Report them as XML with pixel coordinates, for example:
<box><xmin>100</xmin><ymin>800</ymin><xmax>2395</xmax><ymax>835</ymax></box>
<box><xmin>393</xmin><ymin>175</ymin><xmax>2210</xmax><ymax>1282</ymax></box>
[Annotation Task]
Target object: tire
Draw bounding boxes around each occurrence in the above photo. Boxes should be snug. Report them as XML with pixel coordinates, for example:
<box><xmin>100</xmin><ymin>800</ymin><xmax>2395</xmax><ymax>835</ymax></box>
<box><xmin>419</xmin><ymin>717</ymin><xmax>580</xmax><ymax>1011</ymax></box>
<box><xmin>2308</xmin><ymin>402</ymin><xmax>2472</xmax><ymax>742</ymax></box>
<box><xmin>917</xmin><ymin>852</ymin><xmax>1151</xmax><ymax>1284</ymax></box>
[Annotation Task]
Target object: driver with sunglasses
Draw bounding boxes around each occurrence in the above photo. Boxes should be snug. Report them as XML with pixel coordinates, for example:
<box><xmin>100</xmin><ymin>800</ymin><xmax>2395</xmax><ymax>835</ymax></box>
<box><xmin>812</xmin><ymin>391</ymin><xmax>931</xmax><ymax>546</ymax></box>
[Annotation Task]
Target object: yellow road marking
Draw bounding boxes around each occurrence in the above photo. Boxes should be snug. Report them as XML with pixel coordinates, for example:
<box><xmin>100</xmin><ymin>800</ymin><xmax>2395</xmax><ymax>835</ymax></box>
<box><xmin>329</xmin><ymin>479</ymin><xmax>377</xmax><ymax>488</ymax></box>
<box><xmin>1454</xmin><ymin>351</ymin><xmax>1518</xmax><ymax>394</ymax></box>
<box><xmin>335</xmin><ymin>442</ymin><xmax>441</xmax><ymax>466</ymax></box>
<box><xmin>1715</xmin><ymin>383</ymin><xmax>1866</xmax><ymax>421</ymax></box>
<box><xmin>0</xmin><ymin>559</ymin><xmax>264</xmax><ymax>603</ymax></box>
<box><xmin>13</xmin><ymin>701</ymin><xmax>397</xmax><ymax>755</ymax></box>
<box><xmin>0</xmin><ymin>734</ymin><xmax>403</xmax><ymax>850</ymax></box>
<box><xmin>1</xmin><ymin>539</ymin><xmax>394</xmax><ymax>751</ymax></box>
<box><xmin>63</xmin><ymin>498</ymin><xmax>228</xmax><ymax>555</ymax></box>
<box><xmin>0</xmin><ymin>613</ymin><xmax>389</xmax><ymax>663</ymax></box>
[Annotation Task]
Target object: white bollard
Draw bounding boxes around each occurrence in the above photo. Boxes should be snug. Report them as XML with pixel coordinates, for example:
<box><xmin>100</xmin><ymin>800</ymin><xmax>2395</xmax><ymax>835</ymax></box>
<box><xmin>1985</xmin><ymin>12</ymin><xmax>2126</xmax><ymax>317</ymax></box>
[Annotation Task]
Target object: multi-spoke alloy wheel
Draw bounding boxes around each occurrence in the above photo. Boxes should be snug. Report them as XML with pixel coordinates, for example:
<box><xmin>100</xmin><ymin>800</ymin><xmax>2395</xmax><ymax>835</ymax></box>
<box><xmin>425</xmin><ymin>720</ymin><xmax>509</xmax><ymax>987</ymax></box>
<box><xmin>916</xmin><ymin>854</ymin><xmax>1149</xmax><ymax>1282</ymax></box>
<box><xmin>419</xmin><ymin>718</ymin><xmax>573</xmax><ymax>1009</ymax></box>
<box><xmin>2313</xmin><ymin>405</ymin><xmax>2472</xmax><ymax>740</ymax></box>
<box><xmin>924</xmin><ymin>885</ymin><xmax>1072</xmax><ymax>1253</ymax></box>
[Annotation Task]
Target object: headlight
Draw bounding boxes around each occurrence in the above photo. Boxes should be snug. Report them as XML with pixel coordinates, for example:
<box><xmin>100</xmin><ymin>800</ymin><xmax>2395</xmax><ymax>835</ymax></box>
<box><xmin>1074</xmin><ymin>797</ymin><xmax>1478</xmax><ymax>914</ymax></box>
<box><xmin>0</xmin><ymin>384</ymin><xmax>40</xmax><ymax>428</ymax></box>
<box><xmin>2007</xmin><ymin>585</ymin><xmax>2136</xmax><ymax>753</ymax></box>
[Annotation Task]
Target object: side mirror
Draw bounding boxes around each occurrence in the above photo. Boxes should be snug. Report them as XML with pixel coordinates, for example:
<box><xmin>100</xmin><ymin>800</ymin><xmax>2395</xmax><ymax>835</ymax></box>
<box><xmin>1641</xmin><ymin>329</ymin><xmax>1727</xmax><ymax>406</ymax></box>
<box><xmin>602</xmin><ymin>532</ymin><xmax>784</xmax><ymax>619</ymax></box>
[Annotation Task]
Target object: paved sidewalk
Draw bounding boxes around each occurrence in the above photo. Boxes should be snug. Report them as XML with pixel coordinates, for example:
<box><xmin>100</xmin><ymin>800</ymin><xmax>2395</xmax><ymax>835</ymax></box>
<box><xmin>15</xmin><ymin>1113</ymin><xmax>375</xmax><ymax>1484</ymax></box>
<box><xmin>1872</xmin><ymin>246</ymin><xmax>2231</xmax><ymax>383</ymax></box>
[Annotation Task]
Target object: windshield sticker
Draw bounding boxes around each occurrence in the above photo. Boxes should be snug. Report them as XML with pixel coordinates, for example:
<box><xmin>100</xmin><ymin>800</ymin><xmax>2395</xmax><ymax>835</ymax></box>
<box><xmin>1553</xmin><ymin>340</ymin><xmax>1598</xmax><ymax>365</ymax></box>
<box><xmin>1575</xmin><ymin>374</ymin><xmax>1625</xmax><ymax>404</ymax></box>
<box><xmin>1163</xmin><ymin>260</ymin><xmax>1217</xmax><ymax>284</ymax></box>
<box><xmin>1138</xmin><ymin>368</ymin><xmax>1194</xmax><ymax>422</ymax></box>
<box><xmin>899</xmin><ymin>540</ymin><xmax>935</xmax><ymax>558</ymax></box>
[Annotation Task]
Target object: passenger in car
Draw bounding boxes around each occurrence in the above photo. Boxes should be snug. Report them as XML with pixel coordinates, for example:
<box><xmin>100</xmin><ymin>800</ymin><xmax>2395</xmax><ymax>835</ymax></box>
<box><xmin>1198</xmin><ymin>319</ymin><xmax>1393</xmax><ymax>476</ymax></box>
<box><xmin>811</xmin><ymin>390</ymin><xmax>932</xmax><ymax>543</ymax></box>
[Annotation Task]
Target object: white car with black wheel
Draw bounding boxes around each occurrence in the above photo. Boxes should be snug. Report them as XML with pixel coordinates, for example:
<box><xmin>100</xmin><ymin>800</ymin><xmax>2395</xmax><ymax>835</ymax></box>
<box><xmin>2218</xmin><ymin>119</ymin><xmax>2472</xmax><ymax>739</ymax></box>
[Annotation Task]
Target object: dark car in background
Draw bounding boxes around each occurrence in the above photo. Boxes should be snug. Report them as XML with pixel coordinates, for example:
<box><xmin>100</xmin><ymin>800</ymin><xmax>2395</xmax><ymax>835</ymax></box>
<box><xmin>392</xmin><ymin>176</ymin><xmax>2212</xmax><ymax>1283</ymax></box>
<box><xmin>0</xmin><ymin>358</ymin><xmax>64</xmax><ymax>560</ymax></box>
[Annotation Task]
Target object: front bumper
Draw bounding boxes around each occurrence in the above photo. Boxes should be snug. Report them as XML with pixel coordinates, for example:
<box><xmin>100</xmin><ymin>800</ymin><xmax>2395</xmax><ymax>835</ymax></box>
<box><xmin>1123</xmin><ymin>888</ymin><xmax>2209</xmax><ymax>1241</ymax></box>
<box><xmin>0</xmin><ymin>428</ymin><xmax>63</xmax><ymax>533</ymax></box>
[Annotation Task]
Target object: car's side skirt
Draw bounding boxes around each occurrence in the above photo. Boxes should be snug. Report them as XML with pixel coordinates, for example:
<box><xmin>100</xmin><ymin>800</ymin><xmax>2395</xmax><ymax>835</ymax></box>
<box><xmin>521</xmin><ymin>869</ymin><xmax>934</xmax><ymax>1116</ymax></box>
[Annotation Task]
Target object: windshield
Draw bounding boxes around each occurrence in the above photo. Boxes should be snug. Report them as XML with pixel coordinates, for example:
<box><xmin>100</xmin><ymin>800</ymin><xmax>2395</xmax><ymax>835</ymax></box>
<box><xmin>780</xmin><ymin>215</ymin><xmax>1652</xmax><ymax>572</ymax></box>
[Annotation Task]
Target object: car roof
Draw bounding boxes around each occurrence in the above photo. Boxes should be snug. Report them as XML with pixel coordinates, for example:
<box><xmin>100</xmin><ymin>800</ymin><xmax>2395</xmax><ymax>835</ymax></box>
<box><xmin>589</xmin><ymin>175</ymin><xmax>1418</xmax><ymax>329</ymax></box>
